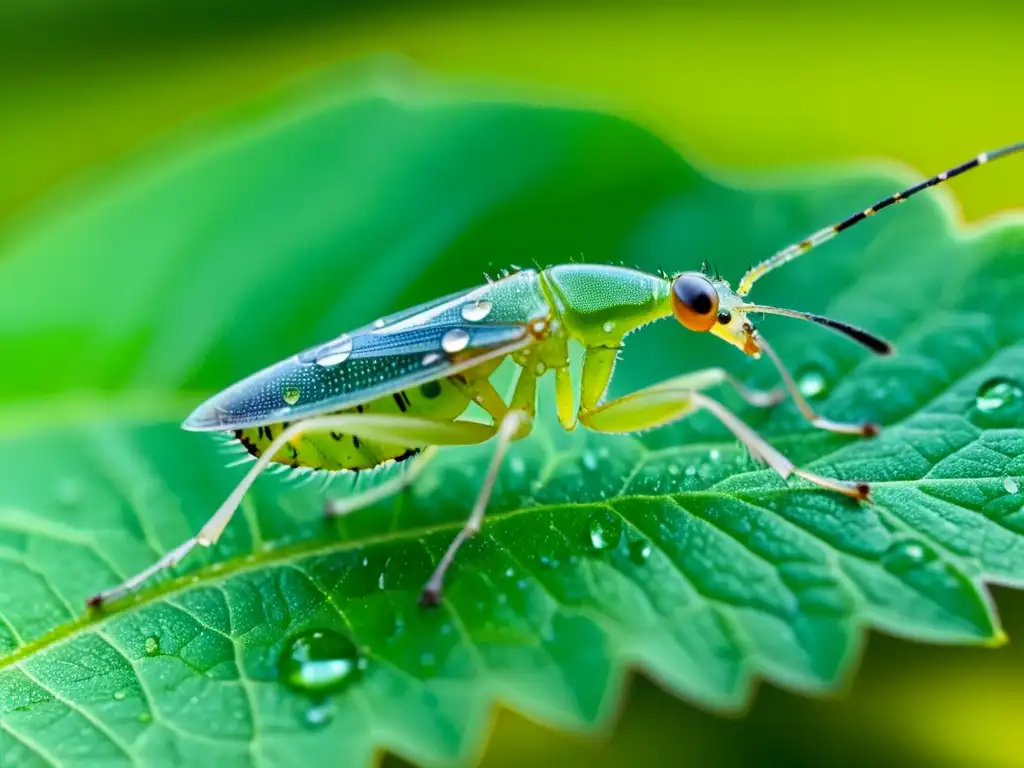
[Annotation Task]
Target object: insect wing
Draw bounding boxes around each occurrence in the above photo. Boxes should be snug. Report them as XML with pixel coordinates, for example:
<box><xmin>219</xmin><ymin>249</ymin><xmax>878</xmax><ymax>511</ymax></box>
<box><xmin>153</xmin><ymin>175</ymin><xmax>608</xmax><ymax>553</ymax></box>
<box><xmin>183</xmin><ymin>281</ymin><xmax>538</xmax><ymax>431</ymax></box>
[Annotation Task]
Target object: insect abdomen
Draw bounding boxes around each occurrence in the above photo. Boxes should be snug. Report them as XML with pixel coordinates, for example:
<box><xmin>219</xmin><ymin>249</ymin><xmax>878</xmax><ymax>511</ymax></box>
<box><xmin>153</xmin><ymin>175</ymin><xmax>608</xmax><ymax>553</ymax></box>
<box><xmin>234</xmin><ymin>377</ymin><xmax>469</xmax><ymax>472</ymax></box>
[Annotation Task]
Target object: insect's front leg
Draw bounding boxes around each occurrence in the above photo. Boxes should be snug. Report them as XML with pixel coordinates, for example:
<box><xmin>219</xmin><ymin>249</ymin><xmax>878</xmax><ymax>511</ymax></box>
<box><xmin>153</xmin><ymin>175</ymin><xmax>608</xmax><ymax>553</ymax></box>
<box><xmin>87</xmin><ymin>414</ymin><xmax>494</xmax><ymax>608</ymax></box>
<box><xmin>756</xmin><ymin>332</ymin><xmax>879</xmax><ymax>437</ymax></box>
<box><xmin>578</xmin><ymin>371</ymin><xmax>868</xmax><ymax>500</ymax></box>
<box><xmin>580</xmin><ymin>347</ymin><xmax>784</xmax><ymax>415</ymax></box>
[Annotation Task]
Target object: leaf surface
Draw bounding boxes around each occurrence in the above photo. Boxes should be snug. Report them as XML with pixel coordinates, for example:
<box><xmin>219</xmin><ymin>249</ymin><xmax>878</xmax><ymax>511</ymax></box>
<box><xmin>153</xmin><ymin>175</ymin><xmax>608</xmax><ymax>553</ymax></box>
<box><xmin>2</xmin><ymin>62</ymin><xmax>1023</xmax><ymax>767</ymax></box>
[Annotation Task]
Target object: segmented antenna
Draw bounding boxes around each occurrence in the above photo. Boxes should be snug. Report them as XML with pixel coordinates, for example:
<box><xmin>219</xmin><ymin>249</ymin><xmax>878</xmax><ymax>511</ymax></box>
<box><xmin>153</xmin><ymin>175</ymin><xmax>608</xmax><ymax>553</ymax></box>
<box><xmin>737</xmin><ymin>141</ymin><xmax>1024</xmax><ymax>296</ymax></box>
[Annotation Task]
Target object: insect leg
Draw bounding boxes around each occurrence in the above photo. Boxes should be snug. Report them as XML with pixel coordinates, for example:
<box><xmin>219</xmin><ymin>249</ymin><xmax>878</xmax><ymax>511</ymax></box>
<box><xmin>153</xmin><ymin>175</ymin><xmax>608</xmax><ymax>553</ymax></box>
<box><xmin>581</xmin><ymin>357</ymin><xmax>784</xmax><ymax>415</ymax></box>
<box><xmin>756</xmin><ymin>332</ymin><xmax>878</xmax><ymax>436</ymax></box>
<box><xmin>579</xmin><ymin>380</ymin><xmax>868</xmax><ymax>500</ymax></box>
<box><xmin>419</xmin><ymin>366</ymin><xmax>538</xmax><ymax>606</ymax></box>
<box><xmin>419</xmin><ymin>408</ymin><xmax>531</xmax><ymax>607</ymax></box>
<box><xmin>324</xmin><ymin>446</ymin><xmax>438</xmax><ymax>518</ymax></box>
<box><xmin>87</xmin><ymin>414</ymin><xmax>494</xmax><ymax>608</ymax></box>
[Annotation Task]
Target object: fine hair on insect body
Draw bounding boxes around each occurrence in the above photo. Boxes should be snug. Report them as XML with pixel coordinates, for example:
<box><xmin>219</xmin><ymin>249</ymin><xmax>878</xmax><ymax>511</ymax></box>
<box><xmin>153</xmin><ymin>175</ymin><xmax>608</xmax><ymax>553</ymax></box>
<box><xmin>87</xmin><ymin>141</ymin><xmax>1024</xmax><ymax>609</ymax></box>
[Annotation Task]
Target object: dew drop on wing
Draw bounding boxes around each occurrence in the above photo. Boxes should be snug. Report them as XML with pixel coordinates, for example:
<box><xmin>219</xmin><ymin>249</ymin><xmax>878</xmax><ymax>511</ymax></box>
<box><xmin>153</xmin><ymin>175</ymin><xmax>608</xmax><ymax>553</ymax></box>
<box><xmin>441</xmin><ymin>328</ymin><xmax>471</xmax><ymax>354</ymax></box>
<box><xmin>461</xmin><ymin>300</ymin><xmax>493</xmax><ymax>322</ymax></box>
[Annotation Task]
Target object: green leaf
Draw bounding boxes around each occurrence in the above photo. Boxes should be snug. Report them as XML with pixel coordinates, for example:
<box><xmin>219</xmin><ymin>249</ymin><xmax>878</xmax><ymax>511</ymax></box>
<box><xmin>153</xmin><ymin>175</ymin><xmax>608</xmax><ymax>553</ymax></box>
<box><xmin>1</xmin><ymin>59</ymin><xmax>1022</xmax><ymax>766</ymax></box>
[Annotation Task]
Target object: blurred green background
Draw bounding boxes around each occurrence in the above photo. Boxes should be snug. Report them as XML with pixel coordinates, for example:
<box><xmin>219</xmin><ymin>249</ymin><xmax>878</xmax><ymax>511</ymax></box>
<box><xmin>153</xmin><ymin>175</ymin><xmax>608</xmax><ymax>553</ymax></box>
<box><xmin>2</xmin><ymin>1</ymin><xmax>1022</xmax><ymax>766</ymax></box>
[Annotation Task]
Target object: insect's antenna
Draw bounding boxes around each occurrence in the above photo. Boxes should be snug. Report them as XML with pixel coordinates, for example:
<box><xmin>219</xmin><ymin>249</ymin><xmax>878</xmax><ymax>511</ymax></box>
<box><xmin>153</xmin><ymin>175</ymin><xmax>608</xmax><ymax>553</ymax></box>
<box><xmin>735</xmin><ymin>303</ymin><xmax>893</xmax><ymax>355</ymax></box>
<box><xmin>736</xmin><ymin>141</ymin><xmax>1024</xmax><ymax>297</ymax></box>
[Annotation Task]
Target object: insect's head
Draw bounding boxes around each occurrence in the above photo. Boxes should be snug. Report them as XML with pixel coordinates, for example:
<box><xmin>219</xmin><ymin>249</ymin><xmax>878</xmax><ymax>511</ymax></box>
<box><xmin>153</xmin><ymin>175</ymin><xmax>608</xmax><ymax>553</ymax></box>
<box><xmin>670</xmin><ymin>271</ymin><xmax>893</xmax><ymax>358</ymax></box>
<box><xmin>669</xmin><ymin>142</ymin><xmax>1024</xmax><ymax>357</ymax></box>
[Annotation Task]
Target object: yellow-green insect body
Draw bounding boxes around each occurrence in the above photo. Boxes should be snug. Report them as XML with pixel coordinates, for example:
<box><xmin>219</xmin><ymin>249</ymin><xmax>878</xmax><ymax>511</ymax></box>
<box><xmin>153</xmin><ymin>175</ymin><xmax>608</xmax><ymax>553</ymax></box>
<box><xmin>206</xmin><ymin>265</ymin><xmax>672</xmax><ymax>475</ymax></box>
<box><xmin>233</xmin><ymin>374</ymin><xmax>471</xmax><ymax>472</ymax></box>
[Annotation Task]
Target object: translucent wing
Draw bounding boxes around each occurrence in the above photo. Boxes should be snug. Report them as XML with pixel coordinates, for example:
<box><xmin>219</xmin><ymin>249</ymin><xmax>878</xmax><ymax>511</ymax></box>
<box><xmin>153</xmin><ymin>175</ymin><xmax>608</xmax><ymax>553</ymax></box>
<box><xmin>184</xmin><ymin>270</ymin><xmax>549</xmax><ymax>431</ymax></box>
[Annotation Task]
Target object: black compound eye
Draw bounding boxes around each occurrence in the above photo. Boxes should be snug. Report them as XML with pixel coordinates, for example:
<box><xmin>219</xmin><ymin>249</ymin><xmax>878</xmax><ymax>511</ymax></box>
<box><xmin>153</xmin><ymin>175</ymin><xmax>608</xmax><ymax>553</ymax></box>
<box><xmin>671</xmin><ymin>273</ymin><xmax>720</xmax><ymax>332</ymax></box>
<box><xmin>717</xmin><ymin>310</ymin><xmax>732</xmax><ymax>325</ymax></box>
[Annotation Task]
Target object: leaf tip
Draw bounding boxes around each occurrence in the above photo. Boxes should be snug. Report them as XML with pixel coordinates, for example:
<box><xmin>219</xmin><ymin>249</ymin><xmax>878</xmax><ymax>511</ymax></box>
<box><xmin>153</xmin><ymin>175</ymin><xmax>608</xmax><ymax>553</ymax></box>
<box><xmin>986</xmin><ymin>628</ymin><xmax>1010</xmax><ymax>649</ymax></box>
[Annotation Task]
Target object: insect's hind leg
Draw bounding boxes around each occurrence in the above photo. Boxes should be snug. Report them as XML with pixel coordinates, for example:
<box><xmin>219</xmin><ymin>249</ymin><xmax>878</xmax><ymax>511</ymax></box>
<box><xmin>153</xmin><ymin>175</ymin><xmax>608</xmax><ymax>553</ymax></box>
<box><xmin>580</xmin><ymin>378</ymin><xmax>868</xmax><ymax>500</ymax></box>
<box><xmin>324</xmin><ymin>446</ymin><xmax>438</xmax><ymax>518</ymax></box>
<box><xmin>87</xmin><ymin>414</ymin><xmax>494</xmax><ymax>608</ymax></box>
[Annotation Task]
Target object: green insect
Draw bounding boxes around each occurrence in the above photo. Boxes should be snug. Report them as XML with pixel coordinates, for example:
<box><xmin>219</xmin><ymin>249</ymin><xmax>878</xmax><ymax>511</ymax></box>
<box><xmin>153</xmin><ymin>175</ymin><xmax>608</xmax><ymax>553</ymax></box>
<box><xmin>89</xmin><ymin>142</ymin><xmax>1023</xmax><ymax>609</ymax></box>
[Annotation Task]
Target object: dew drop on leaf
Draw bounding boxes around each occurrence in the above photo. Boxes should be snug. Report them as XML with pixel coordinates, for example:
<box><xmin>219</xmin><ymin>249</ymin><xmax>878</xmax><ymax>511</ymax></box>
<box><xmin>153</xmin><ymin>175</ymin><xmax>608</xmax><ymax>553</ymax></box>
<box><xmin>283</xmin><ymin>386</ymin><xmax>301</xmax><ymax>406</ymax></box>
<box><xmin>975</xmin><ymin>378</ymin><xmax>1023</xmax><ymax>414</ymax></box>
<box><xmin>882</xmin><ymin>540</ymin><xmax>933</xmax><ymax>575</ymax></box>
<box><xmin>708</xmin><ymin>448</ymin><xmax>721</xmax><ymax>462</ymax></box>
<box><xmin>303</xmin><ymin>700</ymin><xmax>335</xmax><ymax>730</ymax></box>
<box><xmin>508</xmin><ymin>455</ymin><xmax>526</xmax><ymax>475</ymax></box>
<box><xmin>628</xmin><ymin>538</ymin><xmax>652</xmax><ymax>565</ymax></box>
<box><xmin>1004</xmin><ymin>476</ymin><xmax>1020</xmax><ymax>494</ymax></box>
<box><xmin>796</xmin><ymin>366</ymin><xmax>829</xmax><ymax>399</ymax></box>
<box><xmin>278</xmin><ymin>629</ymin><xmax>366</xmax><ymax>697</ymax></box>
<box><xmin>144</xmin><ymin>637</ymin><xmax>159</xmax><ymax>656</ymax></box>
<box><xmin>113</xmin><ymin>690</ymin><xmax>126</xmax><ymax>701</ymax></box>
<box><xmin>581</xmin><ymin>451</ymin><xmax>599</xmax><ymax>472</ymax></box>
<box><xmin>588</xmin><ymin>510</ymin><xmax>622</xmax><ymax>551</ymax></box>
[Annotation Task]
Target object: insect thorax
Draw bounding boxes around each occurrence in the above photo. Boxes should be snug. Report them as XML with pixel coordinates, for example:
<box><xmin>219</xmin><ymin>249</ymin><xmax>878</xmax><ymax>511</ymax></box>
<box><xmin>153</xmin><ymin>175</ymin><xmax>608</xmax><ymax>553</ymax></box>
<box><xmin>233</xmin><ymin>376</ymin><xmax>470</xmax><ymax>472</ymax></box>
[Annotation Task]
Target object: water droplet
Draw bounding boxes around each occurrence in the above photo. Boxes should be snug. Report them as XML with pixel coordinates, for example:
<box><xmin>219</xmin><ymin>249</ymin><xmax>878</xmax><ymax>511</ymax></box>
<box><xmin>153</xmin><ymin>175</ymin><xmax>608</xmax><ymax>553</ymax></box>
<box><xmin>976</xmin><ymin>378</ymin><xmax>1024</xmax><ymax>413</ymax></box>
<box><xmin>534</xmin><ymin>361</ymin><xmax>547</xmax><ymax>375</ymax></box>
<box><xmin>283</xmin><ymin>386</ymin><xmax>301</xmax><ymax>406</ymax></box>
<box><xmin>373</xmin><ymin>318</ymin><xmax>386</xmax><ymax>329</ymax></box>
<box><xmin>314</xmin><ymin>335</ymin><xmax>353</xmax><ymax>367</ymax></box>
<box><xmin>377</xmin><ymin>571</ymin><xmax>385</xmax><ymax>590</ymax></box>
<box><xmin>422</xmin><ymin>352</ymin><xmax>442</xmax><ymax>366</ymax></box>
<box><xmin>303</xmin><ymin>700</ymin><xmax>334</xmax><ymax>730</ymax></box>
<box><xmin>509</xmin><ymin>456</ymin><xmax>526</xmax><ymax>475</ymax></box>
<box><xmin>538</xmin><ymin>554</ymin><xmax>558</xmax><ymax>568</ymax></box>
<box><xmin>796</xmin><ymin>366</ymin><xmax>829</xmax><ymax>399</ymax></box>
<box><xmin>113</xmin><ymin>690</ymin><xmax>126</xmax><ymax>701</ymax></box>
<box><xmin>903</xmin><ymin>543</ymin><xmax>924</xmax><ymax>561</ymax></box>
<box><xmin>628</xmin><ymin>539</ymin><xmax>652</xmax><ymax>565</ymax></box>
<box><xmin>505</xmin><ymin>567</ymin><xmax>515</xmax><ymax>578</ymax></box>
<box><xmin>667</xmin><ymin>464</ymin><xmax>680</xmax><ymax>477</ymax></box>
<box><xmin>882</xmin><ymin>540</ymin><xmax>933</xmax><ymax>575</ymax></box>
<box><xmin>278</xmin><ymin>629</ymin><xmax>365</xmax><ymax>697</ymax></box>
<box><xmin>461</xmin><ymin>300</ymin><xmax>493</xmax><ymax>322</ymax></box>
<box><xmin>1004</xmin><ymin>476</ymin><xmax>1020</xmax><ymax>494</ymax></box>
<box><xmin>708</xmin><ymin>448</ymin><xmax>721</xmax><ymax>462</ymax></box>
<box><xmin>581</xmin><ymin>451</ymin><xmax>599</xmax><ymax>471</ymax></box>
<box><xmin>602</xmin><ymin>321</ymin><xmax>615</xmax><ymax>333</ymax></box>
<box><xmin>441</xmin><ymin>328</ymin><xmax>470</xmax><ymax>354</ymax></box>
<box><xmin>588</xmin><ymin>511</ymin><xmax>622</xmax><ymax>551</ymax></box>
<box><xmin>144</xmin><ymin>637</ymin><xmax>159</xmax><ymax>656</ymax></box>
